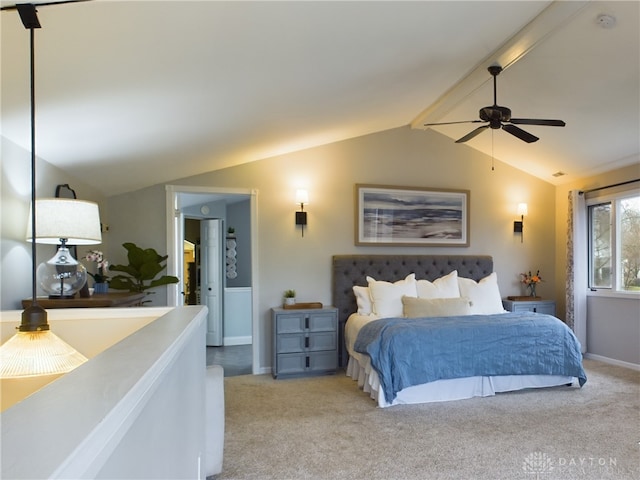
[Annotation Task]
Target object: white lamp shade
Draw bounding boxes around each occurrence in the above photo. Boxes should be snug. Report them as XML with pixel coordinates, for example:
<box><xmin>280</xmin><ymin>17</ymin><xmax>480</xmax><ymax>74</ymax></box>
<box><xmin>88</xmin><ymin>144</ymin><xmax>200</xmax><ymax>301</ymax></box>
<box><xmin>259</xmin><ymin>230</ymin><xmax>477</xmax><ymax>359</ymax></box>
<box><xmin>295</xmin><ymin>189</ymin><xmax>309</xmax><ymax>205</ymax></box>
<box><xmin>517</xmin><ymin>203</ymin><xmax>529</xmax><ymax>216</ymax></box>
<box><xmin>26</xmin><ymin>198</ymin><xmax>102</xmax><ymax>245</ymax></box>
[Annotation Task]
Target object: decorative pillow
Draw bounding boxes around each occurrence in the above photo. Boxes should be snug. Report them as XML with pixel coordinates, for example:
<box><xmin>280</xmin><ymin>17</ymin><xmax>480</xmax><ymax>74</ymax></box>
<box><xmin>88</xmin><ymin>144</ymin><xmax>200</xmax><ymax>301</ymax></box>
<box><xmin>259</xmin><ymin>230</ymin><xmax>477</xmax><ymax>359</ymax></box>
<box><xmin>352</xmin><ymin>286</ymin><xmax>372</xmax><ymax>315</ymax></box>
<box><xmin>402</xmin><ymin>296</ymin><xmax>472</xmax><ymax>318</ymax></box>
<box><xmin>367</xmin><ymin>274</ymin><xmax>417</xmax><ymax>318</ymax></box>
<box><xmin>457</xmin><ymin>272</ymin><xmax>506</xmax><ymax>315</ymax></box>
<box><xmin>416</xmin><ymin>270</ymin><xmax>460</xmax><ymax>299</ymax></box>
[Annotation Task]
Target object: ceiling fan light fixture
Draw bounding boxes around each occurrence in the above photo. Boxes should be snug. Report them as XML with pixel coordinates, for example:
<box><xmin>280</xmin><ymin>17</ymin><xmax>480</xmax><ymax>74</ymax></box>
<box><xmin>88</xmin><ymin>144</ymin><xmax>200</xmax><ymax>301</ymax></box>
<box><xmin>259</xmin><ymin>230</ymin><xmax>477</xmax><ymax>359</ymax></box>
<box><xmin>425</xmin><ymin>65</ymin><xmax>566</xmax><ymax>144</ymax></box>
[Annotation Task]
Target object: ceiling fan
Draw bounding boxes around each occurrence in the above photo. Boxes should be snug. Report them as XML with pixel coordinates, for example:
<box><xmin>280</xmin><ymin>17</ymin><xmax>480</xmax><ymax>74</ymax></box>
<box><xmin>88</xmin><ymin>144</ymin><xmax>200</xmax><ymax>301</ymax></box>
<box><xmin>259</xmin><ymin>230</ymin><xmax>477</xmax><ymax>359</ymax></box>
<box><xmin>425</xmin><ymin>65</ymin><xmax>566</xmax><ymax>144</ymax></box>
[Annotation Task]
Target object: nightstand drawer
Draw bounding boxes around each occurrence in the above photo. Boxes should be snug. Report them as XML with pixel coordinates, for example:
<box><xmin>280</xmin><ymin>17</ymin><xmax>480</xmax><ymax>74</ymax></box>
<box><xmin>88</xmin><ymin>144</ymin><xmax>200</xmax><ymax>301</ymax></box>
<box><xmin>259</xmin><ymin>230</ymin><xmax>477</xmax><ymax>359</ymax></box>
<box><xmin>275</xmin><ymin>312</ymin><xmax>337</xmax><ymax>334</ymax></box>
<box><xmin>276</xmin><ymin>332</ymin><xmax>337</xmax><ymax>354</ymax></box>
<box><xmin>276</xmin><ymin>351</ymin><xmax>338</xmax><ymax>376</ymax></box>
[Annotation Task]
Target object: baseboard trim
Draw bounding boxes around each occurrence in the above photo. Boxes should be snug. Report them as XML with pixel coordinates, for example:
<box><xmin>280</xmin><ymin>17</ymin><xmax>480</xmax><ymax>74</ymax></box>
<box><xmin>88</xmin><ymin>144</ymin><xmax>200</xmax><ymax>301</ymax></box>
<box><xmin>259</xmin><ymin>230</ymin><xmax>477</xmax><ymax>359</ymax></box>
<box><xmin>223</xmin><ymin>336</ymin><xmax>252</xmax><ymax>346</ymax></box>
<box><xmin>584</xmin><ymin>353</ymin><xmax>640</xmax><ymax>371</ymax></box>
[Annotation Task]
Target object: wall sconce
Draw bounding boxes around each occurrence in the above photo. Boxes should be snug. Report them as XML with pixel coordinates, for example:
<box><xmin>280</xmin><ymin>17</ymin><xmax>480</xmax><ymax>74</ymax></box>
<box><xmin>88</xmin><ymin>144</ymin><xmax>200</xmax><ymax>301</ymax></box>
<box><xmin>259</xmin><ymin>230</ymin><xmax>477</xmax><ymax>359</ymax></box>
<box><xmin>514</xmin><ymin>203</ymin><xmax>528</xmax><ymax>242</ymax></box>
<box><xmin>295</xmin><ymin>189</ymin><xmax>309</xmax><ymax>237</ymax></box>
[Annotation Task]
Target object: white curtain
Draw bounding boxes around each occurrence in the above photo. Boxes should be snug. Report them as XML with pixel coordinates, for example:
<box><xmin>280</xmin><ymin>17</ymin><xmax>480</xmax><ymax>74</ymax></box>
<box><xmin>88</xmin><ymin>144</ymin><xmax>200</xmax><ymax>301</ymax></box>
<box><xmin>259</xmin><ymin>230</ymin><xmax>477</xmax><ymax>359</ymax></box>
<box><xmin>566</xmin><ymin>190</ymin><xmax>587</xmax><ymax>353</ymax></box>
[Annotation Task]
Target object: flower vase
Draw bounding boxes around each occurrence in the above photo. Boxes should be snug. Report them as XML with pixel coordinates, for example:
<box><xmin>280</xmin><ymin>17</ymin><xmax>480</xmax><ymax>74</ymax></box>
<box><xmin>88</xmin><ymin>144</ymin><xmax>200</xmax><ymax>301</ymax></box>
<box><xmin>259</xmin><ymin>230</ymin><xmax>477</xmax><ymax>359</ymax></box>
<box><xmin>528</xmin><ymin>284</ymin><xmax>537</xmax><ymax>297</ymax></box>
<box><xmin>94</xmin><ymin>282</ymin><xmax>109</xmax><ymax>294</ymax></box>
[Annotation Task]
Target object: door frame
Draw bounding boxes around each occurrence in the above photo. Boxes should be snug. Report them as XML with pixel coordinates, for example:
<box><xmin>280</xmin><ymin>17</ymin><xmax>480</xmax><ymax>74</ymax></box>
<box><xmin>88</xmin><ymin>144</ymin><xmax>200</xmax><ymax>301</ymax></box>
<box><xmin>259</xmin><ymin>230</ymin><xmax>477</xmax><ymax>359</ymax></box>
<box><xmin>165</xmin><ymin>185</ymin><xmax>259</xmax><ymax>374</ymax></box>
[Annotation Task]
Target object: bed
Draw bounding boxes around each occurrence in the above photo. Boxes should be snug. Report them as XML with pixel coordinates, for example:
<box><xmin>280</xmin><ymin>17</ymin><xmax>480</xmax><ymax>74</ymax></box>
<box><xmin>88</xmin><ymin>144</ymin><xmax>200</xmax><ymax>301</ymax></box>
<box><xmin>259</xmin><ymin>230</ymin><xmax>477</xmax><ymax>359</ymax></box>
<box><xmin>332</xmin><ymin>254</ymin><xmax>586</xmax><ymax>407</ymax></box>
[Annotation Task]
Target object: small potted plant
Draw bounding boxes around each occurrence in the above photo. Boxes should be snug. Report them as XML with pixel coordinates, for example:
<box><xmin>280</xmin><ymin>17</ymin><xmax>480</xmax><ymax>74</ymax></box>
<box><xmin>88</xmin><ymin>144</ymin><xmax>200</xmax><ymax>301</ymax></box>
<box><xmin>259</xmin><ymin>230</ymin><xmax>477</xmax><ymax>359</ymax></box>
<box><xmin>283</xmin><ymin>289</ymin><xmax>296</xmax><ymax>306</ymax></box>
<box><xmin>83</xmin><ymin>250</ymin><xmax>110</xmax><ymax>294</ymax></box>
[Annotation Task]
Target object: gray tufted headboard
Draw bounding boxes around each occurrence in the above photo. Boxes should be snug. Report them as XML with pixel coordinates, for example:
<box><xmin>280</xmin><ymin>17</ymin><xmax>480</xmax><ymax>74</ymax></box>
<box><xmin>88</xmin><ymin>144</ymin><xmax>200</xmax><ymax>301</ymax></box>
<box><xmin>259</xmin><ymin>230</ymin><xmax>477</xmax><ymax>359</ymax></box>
<box><xmin>331</xmin><ymin>254</ymin><xmax>493</xmax><ymax>366</ymax></box>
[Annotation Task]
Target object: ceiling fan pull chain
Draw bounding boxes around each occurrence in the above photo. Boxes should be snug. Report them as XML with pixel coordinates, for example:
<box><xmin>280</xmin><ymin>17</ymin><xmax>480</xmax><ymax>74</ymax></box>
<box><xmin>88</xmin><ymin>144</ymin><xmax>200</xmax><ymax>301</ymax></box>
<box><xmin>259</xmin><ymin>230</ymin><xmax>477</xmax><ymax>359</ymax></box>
<box><xmin>491</xmin><ymin>130</ymin><xmax>495</xmax><ymax>171</ymax></box>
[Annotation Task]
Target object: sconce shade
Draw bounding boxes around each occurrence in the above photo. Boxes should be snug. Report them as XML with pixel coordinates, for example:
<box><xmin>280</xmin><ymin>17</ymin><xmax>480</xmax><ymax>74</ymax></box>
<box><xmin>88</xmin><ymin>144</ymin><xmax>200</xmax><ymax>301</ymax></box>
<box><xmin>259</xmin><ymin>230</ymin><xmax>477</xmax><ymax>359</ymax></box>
<box><xmin>26</xmin><ymin>198</ymin><xmax>102</xmax><ymax>245</ymax></box>
<box><xmin>517</xmin><ymin>203</ymin><xmax>528</xmax><ymax>216</ymax></box>
<box><xmin>295</xmin><ymin>189</ymin><xmax>309</xmax><ymax>205</ymax></box>
<box><xmin>0</xmin><ymin>330</ymin><xmax>88</xmax><ymax>378</ymax></box>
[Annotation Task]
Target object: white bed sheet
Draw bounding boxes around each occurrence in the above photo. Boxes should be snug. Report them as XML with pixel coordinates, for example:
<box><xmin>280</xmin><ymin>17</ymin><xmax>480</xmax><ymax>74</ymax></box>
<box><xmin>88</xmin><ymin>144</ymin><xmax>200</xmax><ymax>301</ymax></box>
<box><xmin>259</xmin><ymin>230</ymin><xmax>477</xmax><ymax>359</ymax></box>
<box><xmin>344</xmin><ymin>313</ymin><xmax>576</xmax><ymax>408</ymax></box>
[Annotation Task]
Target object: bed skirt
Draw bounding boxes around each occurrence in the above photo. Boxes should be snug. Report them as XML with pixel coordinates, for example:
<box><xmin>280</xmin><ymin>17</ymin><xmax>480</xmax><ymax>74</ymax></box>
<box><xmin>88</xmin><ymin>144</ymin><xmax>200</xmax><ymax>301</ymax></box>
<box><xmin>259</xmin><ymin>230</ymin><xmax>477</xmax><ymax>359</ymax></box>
<box><xmin>345</xmin><ymin>354</ymin><xmax>576</xmax><ymax>408</ymax></box>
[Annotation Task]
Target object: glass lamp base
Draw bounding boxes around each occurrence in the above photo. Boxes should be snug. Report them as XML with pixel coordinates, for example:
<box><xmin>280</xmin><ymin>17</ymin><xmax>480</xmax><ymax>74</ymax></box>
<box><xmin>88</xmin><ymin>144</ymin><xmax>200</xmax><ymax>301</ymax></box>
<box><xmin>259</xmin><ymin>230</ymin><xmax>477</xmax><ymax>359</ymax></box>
<box><xmin>37</xmin><ymin>246</ymin><xmax>87</xmax><ymax>298</ymax></box>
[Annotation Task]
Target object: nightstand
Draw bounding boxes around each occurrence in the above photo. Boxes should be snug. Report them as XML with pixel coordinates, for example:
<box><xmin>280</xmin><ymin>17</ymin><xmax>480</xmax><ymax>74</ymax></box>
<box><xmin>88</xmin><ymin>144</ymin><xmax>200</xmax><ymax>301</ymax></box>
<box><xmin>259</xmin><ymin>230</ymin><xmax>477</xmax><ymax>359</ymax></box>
<box><xmin>271</xmin><ymin>306</ymin><xmax>338</xmax><ymax>379</ymax></box>
<box><xmin>502</xmin><ymin>298</ymin><xmax>556</xmax><ymax>316</ymax></box>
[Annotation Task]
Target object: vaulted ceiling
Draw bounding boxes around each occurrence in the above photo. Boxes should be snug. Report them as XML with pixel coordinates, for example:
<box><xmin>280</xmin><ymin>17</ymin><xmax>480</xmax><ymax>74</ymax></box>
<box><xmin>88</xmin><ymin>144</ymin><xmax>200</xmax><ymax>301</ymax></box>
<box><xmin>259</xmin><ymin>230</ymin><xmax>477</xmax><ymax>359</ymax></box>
<box><xmin>1</xmin><ymin>1</ymin><xmax>638</xmax><ymax>197</ymax></box>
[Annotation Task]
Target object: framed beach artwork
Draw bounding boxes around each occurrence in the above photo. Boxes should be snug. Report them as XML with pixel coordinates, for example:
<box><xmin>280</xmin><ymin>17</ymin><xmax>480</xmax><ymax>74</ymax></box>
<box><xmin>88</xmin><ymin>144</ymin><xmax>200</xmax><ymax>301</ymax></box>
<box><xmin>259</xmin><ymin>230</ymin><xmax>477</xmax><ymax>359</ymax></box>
<box><xmin>355</xmin><ymin>184</ymin><xmax>470</xmax><ymax>247</ymax></box>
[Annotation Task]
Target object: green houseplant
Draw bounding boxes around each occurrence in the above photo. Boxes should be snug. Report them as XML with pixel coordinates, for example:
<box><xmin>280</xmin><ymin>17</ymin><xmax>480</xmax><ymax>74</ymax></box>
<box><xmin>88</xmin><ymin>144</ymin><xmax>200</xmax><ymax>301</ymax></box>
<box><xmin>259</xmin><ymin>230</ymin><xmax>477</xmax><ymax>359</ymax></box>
<box><xmin>109</xmin><ymin>242</ymin><xmax>179</xmax><ymax>294</ymax></box>
<box><xmin>283</xmin><ymin>289</ymin><xmax>296</xmax><ymax>306</ymax></box>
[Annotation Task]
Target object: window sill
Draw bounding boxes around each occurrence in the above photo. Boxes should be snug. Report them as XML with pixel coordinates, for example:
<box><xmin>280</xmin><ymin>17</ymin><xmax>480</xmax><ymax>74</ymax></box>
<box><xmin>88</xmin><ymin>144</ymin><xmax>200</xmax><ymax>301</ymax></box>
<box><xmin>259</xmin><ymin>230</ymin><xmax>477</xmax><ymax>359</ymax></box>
<box><xmin>587</xmin><ymin>290</ymin><xmax>640</xmax><ymax>300</ymax></box>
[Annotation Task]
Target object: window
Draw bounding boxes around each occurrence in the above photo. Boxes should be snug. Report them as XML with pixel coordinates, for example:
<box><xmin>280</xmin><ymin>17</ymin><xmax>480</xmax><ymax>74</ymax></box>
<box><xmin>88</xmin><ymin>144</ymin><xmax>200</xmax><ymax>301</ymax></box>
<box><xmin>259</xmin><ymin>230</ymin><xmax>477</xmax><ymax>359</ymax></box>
<box><xmin>587</xmin><ymin>187</ymin><xmax>640</xmax><ymax>293</ymax></box>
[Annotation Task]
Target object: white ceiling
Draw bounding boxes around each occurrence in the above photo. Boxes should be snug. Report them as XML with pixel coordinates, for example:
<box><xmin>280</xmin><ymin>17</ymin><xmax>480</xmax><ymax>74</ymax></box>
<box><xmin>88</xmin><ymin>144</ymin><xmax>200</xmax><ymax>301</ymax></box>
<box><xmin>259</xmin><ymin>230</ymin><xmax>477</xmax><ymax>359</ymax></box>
<box><xmin>1</xmin><ymin>1</ymin><xmax>638</xmax><ymax>197</ymax></box>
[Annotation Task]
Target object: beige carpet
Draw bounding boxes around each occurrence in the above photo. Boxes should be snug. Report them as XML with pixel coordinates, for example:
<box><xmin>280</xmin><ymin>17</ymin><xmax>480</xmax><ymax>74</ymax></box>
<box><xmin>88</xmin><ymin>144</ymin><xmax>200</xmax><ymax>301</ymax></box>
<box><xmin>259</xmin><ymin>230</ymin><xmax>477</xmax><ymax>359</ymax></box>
<box><xmin>217</xmin><ymin>359</ymin><xmax>639</xmax><ymax>480</ymax></box>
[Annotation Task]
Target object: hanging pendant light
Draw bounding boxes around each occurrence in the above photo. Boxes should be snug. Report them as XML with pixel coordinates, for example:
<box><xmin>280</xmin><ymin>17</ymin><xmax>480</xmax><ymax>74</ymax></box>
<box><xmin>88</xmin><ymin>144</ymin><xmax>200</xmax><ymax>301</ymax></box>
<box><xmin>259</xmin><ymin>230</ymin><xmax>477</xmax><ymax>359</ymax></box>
<box><xmin>0</xmin><ymin>3</ymin><xmax>88</xmax><ymax>379</ymax></box>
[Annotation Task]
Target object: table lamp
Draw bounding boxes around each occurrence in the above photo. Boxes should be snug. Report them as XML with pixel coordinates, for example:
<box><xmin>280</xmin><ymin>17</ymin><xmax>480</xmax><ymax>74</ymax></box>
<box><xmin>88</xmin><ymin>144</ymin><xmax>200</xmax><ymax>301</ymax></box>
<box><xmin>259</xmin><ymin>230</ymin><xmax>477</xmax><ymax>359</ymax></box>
<box><xmin>26</xmin><ymin>198</ymin><xmax>102</xmax><ymax>298</ymax></box>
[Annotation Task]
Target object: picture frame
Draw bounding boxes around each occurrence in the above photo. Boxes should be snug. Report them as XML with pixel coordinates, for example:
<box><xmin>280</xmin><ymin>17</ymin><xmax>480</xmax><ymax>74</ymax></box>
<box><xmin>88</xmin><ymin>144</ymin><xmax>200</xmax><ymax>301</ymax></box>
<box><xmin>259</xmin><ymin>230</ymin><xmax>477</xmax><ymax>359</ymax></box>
<box><xmin>355</xmin><ymin>184</ymin><xmax>470</xmax><ymax>247</ymax></box>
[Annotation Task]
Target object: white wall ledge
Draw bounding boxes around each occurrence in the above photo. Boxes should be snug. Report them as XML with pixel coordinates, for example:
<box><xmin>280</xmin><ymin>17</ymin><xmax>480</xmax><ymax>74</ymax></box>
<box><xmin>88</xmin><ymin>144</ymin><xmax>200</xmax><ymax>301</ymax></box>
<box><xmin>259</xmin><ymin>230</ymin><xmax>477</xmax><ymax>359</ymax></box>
<box><xmin>1</xmin><ymin>305</ymin><xmax>207</xmax><ymax>480</ymax></box>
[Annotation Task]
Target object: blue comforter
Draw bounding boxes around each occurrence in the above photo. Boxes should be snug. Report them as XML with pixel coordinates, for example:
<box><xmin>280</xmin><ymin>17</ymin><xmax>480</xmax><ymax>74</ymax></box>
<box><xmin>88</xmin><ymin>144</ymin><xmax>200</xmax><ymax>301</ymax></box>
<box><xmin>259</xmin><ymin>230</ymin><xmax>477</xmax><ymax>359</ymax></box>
<box><xmin>354</xmin><ymin>312</ymin><xmax>587</xmax><ymax>403</ymax></box>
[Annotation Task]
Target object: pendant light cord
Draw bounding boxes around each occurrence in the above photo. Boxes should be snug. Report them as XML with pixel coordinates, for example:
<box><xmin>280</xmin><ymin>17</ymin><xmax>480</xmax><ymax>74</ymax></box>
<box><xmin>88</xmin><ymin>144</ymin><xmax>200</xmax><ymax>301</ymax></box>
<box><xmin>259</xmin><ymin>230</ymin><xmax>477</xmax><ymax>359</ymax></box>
<box><xmin>20</xmin><ymin>8</ymin><xmax>49</xmax><ymax>331</ymax></box>
<box><xmin>29</xmin><ymin>26</ymin><xmax>38</xmax><ymax>303</ymax></box>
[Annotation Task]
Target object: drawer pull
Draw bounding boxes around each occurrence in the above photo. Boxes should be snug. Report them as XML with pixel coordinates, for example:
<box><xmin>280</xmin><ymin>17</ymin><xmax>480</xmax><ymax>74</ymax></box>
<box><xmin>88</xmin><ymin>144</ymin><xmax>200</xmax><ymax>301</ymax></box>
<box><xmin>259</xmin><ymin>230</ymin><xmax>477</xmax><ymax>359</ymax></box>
<box><xmin>305</xmin><ymin>316</ymin><xmax>309</xmax><ymax>329</ymax></box>
<box><xmin>305</xmin><ymin>337</ymin><xmax>310</xmax><ymax>348</ymax></box>
<box><xmin>305</xmin><ymin>356</ymin><xmax>310</xmax><ymax>368</ymax></box>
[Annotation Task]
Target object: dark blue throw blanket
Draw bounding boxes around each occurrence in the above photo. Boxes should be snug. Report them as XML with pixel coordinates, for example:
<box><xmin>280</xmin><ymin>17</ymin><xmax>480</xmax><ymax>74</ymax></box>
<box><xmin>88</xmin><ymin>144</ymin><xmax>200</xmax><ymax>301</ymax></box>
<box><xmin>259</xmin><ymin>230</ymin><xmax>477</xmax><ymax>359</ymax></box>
<box><xmin>354</xmin><ymin>312</ymin><xmax>587</xmax><ymax>403</ymax></box>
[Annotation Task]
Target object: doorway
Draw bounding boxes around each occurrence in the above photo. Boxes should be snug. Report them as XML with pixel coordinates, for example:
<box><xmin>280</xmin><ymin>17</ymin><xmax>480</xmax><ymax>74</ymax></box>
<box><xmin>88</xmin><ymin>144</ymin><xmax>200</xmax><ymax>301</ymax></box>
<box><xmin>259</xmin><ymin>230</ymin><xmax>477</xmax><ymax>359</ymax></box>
<box><xmin>166</xmin><ymin>185</ymin><xmax>259</xmax><ymax>376</ymax></box>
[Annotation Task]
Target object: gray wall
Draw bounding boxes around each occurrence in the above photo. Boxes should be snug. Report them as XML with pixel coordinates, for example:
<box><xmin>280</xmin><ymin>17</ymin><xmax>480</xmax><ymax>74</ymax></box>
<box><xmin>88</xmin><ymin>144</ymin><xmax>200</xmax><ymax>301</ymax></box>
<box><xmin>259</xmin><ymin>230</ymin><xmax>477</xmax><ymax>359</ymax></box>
<box><xmin>587</xmin><ymin>296</ymin><xmax>640</xmax><ymax>365</ymax></box>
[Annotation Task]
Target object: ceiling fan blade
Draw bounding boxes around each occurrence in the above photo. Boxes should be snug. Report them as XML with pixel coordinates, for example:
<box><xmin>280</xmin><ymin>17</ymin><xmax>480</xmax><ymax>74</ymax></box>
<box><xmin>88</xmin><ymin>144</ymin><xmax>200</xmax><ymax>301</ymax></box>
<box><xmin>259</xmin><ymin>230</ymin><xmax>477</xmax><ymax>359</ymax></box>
<box><xmin>424</xmin><ymin>120</ymin><xmax>484</xmax><ymax>127</ymax></box>
<box><xmin>455</xmin><ymin>125</ymin><xmax>489</xmax><ymax>143</ymax></box>
<box><xmin>510</xmin><ymin>118</ymin><xmax>566</xmax><ymax>127</ymax></box>
<box><xmin>1</xmin><ymin>0</ymin><xmax>92</xmax><ymax>11</ymax></box>
<box><xmin>502</xmin><ymin>124</ymin><xmax>539</xmax><ymax>143</ymax></box>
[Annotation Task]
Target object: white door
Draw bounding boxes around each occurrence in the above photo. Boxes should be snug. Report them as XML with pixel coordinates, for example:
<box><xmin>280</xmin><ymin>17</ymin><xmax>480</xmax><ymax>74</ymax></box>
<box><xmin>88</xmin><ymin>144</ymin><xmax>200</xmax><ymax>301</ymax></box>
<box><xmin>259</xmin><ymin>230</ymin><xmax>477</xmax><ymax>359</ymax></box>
<box><xmin>201</xmin><ymin>219</ymin><xmax>223</xmax><ymax>346</ymax></box>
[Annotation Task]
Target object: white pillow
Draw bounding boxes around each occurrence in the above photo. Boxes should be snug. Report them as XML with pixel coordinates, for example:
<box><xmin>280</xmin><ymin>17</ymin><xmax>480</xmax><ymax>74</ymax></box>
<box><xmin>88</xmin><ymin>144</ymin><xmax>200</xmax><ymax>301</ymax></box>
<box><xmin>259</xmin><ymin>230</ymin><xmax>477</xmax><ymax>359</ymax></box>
<box><xmin>352</xmin><ymin>286</ymin><xmax>372</xmax><ymax>315</ymax></box>
<box><xmin>457</xmin><ymin>272</ymin><xmax>506</xmax><ymax>315</ymax></box>
<box><xmin>402</xmin><ymin>296</ymin><xmax>472</xmax><ymax>318</ymax></box>
<box><xmin>416</xmin><ymin>270</ymin><xmax>460</xmax><ymax>299</ymax></box>
<box><xmin>367</xmin><ymin>273</ymin><xmax>417</xmax><ymax>318</ymax></box>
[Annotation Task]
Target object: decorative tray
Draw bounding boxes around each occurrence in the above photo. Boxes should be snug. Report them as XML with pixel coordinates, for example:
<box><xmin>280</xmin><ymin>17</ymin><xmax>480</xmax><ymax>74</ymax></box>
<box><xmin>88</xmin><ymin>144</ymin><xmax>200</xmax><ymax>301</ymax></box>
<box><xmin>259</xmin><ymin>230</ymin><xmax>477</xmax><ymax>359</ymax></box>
<box><xmin>283</xmin><ymin>302</ymin><xmax>323</xmax><ymax>309</ymax></box>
